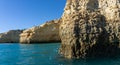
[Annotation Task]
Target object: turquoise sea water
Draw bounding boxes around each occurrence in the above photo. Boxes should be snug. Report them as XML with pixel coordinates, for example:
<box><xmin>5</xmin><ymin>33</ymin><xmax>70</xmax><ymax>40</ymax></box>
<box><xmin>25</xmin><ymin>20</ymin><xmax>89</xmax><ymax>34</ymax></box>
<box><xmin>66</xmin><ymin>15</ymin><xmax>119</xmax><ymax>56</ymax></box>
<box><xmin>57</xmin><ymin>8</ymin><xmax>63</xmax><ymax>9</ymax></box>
<box><xmin>0</xmin><ymin>43</ymin><xmax>120</xmax><ymax>65</ymax></box>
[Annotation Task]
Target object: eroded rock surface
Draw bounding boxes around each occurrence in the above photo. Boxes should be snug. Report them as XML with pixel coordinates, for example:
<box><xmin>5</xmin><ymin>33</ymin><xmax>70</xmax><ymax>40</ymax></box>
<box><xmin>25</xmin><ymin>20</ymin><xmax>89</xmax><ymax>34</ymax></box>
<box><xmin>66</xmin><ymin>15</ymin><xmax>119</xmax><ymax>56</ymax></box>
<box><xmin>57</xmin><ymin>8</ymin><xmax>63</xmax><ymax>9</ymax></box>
<box><xmin>59</xmin><ymin>0</ymin><xmax>120</xmax><ymax>58</ymax></box>
<box><xmin>0</xmin><ymin>30</ymin><xmax>23</xmax><ymax>43</ymax></box>
<box><xmin>20</xmin><ymin>19</ymin><xmax>61</xmax><ymax>43</ymax></box>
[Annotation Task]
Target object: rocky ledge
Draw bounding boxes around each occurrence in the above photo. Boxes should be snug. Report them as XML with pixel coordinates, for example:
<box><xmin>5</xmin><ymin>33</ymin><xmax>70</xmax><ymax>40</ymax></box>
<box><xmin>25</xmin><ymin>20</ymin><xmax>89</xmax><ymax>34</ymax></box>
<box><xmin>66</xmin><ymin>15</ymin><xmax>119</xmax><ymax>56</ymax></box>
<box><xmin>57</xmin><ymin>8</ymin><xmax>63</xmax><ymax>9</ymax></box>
<box><xmin>0</xmin><ymin>30</ymin><xmax>23</xmax><ymax>43</ymax></box>
<box><xmin>59</xmin><ymin>0</ymin><xmax>120</xmax><ymax>59</ymax></box>
<box><xmin>20</xmin><ymin>19</ymin><xmax>61</xmax><ymax>43</ymax></box>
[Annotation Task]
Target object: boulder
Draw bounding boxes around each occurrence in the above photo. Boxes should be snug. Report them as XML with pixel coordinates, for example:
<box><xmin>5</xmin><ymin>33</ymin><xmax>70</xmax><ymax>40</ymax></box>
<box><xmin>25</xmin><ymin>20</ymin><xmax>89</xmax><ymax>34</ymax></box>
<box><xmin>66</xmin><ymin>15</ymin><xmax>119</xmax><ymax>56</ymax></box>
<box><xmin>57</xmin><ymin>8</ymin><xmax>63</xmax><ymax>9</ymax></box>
<box><xmin>59</xmin><ymin>0</ymin><xmax>120</xmax><ymax>59</ymax></box>
<box><xmin>20</xmin><ymin>19</ymin><xmax>61</xmax><ymax>43</ymax></box>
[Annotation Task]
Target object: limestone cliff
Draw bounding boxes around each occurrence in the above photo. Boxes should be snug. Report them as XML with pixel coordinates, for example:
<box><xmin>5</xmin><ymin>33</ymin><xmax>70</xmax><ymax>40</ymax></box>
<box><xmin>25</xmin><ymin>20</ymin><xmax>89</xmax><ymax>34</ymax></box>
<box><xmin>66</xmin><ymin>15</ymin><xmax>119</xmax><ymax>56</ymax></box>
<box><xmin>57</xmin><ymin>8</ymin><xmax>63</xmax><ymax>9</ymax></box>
<box><xmin>20</xmin><ymin>19</ymin><xmax>61</xmax><ymax>43</ymax></box>
<box><xmin>59</xmin><ymin>0</ymin><xmax>120</xmax><ymax>58</ymax></box>
<box><xmin>0</xmin><ymin>30</ymin><xmax>23</xmax><ymax>43</ymax></box>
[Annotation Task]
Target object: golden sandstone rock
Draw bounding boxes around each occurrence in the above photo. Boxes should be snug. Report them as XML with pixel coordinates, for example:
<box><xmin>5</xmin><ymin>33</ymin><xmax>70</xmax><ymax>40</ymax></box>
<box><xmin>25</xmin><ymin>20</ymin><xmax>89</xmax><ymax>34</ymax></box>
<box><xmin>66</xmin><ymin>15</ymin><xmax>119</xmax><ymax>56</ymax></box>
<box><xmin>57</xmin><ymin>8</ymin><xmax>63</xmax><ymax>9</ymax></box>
<box><xmin>0</xmin><ymin>30</ymin><xmax>23</xmax><ymax>43</ymax></box>
<box><xmin>20</xmin><ymin>19</ymin><xmax>61</xmax><ymax>43</ymax></box>
<box><xmin>59</xmin><ymin>0</ymin><xmax>120</xmax><ymax>59</ymax></box>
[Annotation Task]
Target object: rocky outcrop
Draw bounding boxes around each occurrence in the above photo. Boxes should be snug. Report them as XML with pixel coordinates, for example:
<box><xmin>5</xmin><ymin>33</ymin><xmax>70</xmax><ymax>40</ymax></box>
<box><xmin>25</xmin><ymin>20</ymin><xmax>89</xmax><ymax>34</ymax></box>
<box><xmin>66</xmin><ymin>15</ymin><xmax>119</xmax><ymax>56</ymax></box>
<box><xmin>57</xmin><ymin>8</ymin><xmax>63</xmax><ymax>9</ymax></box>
<box><xmin>59</xmin><ymin>0</ymin><xmax>120</xmax><ymax>59</ymax></box>
<box><xmin>20</xmin><ymin>19</ymin><xmax>61</xmax><ymax>43</ymax></box>
<box><xmin>0</xmin><ymin>30</ymin><xmax>23</xmax><ymax>43</ymax></box>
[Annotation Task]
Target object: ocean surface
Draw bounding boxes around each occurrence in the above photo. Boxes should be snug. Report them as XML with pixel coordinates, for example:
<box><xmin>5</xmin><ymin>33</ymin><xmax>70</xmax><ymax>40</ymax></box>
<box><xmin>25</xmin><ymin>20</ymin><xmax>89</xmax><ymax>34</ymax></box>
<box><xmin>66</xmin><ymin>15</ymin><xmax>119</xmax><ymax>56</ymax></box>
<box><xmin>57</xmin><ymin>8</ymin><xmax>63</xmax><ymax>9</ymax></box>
<box><xmin>0</xmin><ymin>43</ymin><xmax>120</xmax><ymax>65</ymax></box>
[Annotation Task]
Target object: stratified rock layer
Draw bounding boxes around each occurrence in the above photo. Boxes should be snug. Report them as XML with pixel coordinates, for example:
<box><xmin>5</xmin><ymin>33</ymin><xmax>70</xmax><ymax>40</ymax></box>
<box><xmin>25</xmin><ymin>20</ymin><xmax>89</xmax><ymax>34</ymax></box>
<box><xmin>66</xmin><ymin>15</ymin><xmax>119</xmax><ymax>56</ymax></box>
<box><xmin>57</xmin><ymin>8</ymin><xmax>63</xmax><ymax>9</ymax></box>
<box><xmin>0</xmin><ymin>30</ymin><xmax>23</xmax><ymax>43</ymax></box>
<box><xmin>20</xmin><ymin>19</ymin><xmax>61</xmax><ymax>43</ymax></box>
<box><xmin>59</xmin><ymin>0</ymin><xmax>120</xmax><ymax>58</ymax></box>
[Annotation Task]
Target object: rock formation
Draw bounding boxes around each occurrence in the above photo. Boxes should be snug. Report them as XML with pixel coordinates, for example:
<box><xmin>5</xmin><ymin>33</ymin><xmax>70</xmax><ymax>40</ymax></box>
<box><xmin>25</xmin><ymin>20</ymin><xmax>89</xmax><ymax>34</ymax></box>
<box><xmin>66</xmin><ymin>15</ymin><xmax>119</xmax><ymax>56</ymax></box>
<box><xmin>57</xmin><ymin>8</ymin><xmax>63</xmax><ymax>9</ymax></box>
<box><xmin>0</xmin><ymin>30</ymin><xmax>23</xmax><ymax>43</ymax></box>
<box><xmin>59</xmin><ymin>0</ymin><xmax>120</xmax><ymax>58</ymax></box>
<box><xmin>20</xmin><ymin>19</ymin><xmax>61</xmax><ymax>43</ymax></box>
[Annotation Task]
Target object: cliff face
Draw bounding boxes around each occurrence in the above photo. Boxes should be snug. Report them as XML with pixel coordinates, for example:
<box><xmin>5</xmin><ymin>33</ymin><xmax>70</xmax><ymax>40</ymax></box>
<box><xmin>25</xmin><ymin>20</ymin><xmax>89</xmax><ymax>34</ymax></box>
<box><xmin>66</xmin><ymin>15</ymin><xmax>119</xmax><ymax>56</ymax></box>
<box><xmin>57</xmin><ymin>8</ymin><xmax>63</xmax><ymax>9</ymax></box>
<box><xmin>20</xmin><ymin>19</ymin><xmax>61</xmax><ymax>43</ymax></box>
<box><xmin>59</xmin><ymin>0</ymin><xmax>120</xmax><ymax>58</ymax></box>
<box><xmin>0</xmin><ymin>30</ymin><xmax>23</xmax><ymax>43</ymax></box>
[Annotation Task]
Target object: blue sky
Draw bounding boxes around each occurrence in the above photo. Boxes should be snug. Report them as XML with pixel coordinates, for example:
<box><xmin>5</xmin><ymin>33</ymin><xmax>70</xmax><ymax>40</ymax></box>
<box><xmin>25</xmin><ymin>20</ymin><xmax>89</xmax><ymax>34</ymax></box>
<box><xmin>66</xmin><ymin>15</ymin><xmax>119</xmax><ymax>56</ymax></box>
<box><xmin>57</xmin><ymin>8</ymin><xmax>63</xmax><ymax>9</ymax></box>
<box><xmin>0</xmin><ymin>0</ymin><xmax>66</xmax><ymax>33</ymax></box>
